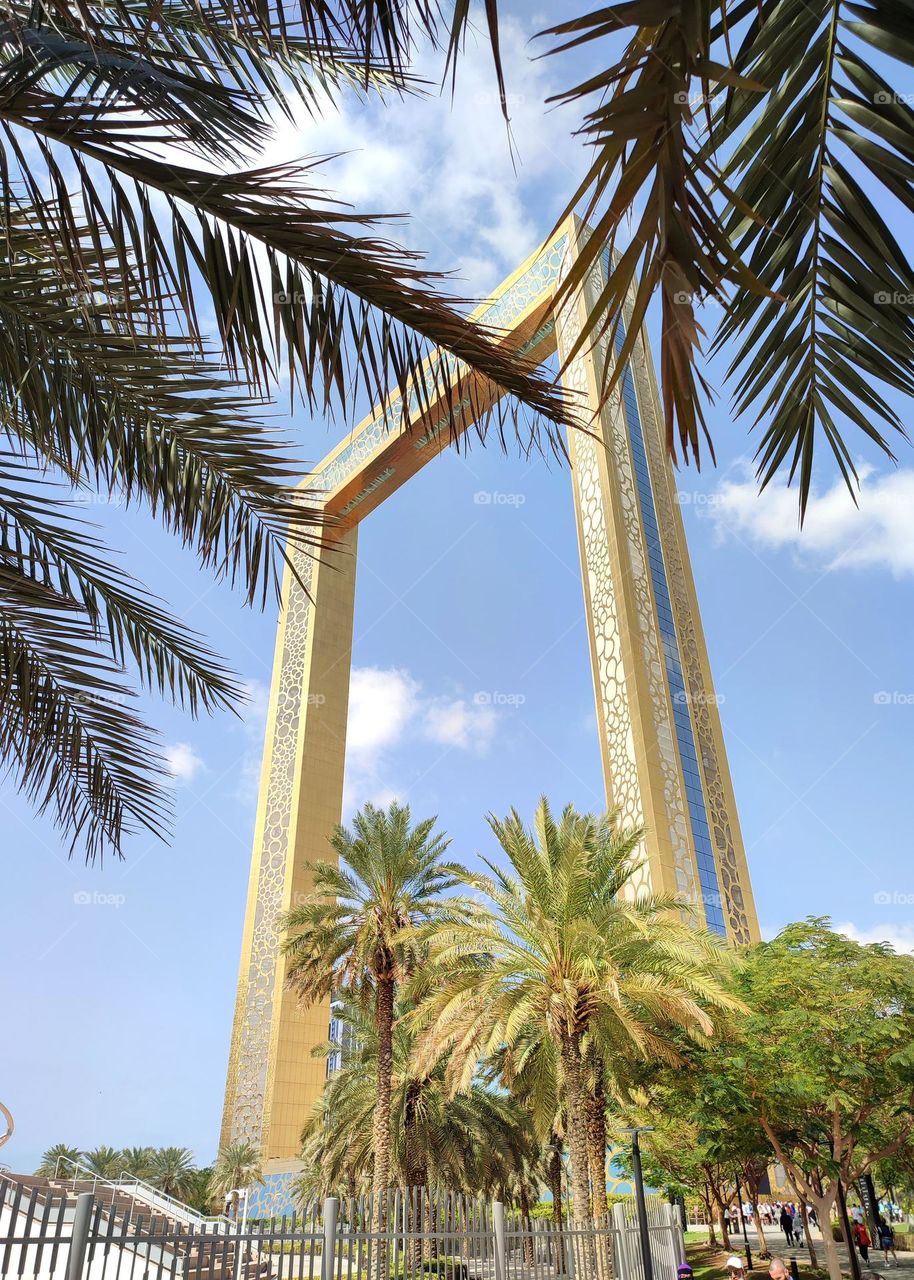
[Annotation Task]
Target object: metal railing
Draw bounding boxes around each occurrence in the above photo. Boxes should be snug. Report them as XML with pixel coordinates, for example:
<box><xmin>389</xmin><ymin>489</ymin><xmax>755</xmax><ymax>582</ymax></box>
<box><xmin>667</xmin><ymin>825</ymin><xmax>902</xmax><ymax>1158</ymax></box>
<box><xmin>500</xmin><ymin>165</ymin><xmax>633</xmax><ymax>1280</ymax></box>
<box><xmin>52</xmin><ymin>1155</ymin><xmax>233</xmax><ymax>1230</ymax></box>
<box><xmin>0</xmin><ymin>1177</ymin><xmax>686</xmax><ymax>1280</ymax></box>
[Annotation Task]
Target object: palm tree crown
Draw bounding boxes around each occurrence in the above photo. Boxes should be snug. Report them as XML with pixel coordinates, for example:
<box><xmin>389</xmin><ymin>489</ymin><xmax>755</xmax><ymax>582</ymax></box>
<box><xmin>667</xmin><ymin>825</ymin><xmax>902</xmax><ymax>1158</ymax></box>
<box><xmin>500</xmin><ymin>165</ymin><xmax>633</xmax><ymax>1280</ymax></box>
<box><xmin>211</xmin><ymin>1141</ymin><xmax>264</xmax><ymax>1210</ymax></box>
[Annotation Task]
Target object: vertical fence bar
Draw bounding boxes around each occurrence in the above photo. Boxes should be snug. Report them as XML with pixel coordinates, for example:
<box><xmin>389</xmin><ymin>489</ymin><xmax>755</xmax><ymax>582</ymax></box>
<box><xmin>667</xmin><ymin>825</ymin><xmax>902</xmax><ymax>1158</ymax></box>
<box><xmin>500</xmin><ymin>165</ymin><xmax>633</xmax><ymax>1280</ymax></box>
<box><xmin>65</xmin><ymin>1192</ymin><xmax>94</xmax><ymax>1280</ymax></box>
<box><xmin>493</xmin><ymin>1200</ymin><xmax>507</xmax><ymax>1280</ymax></box>
<box><xmin>321</xmin><ymin>1197</ymin><xmax>340</xmax><ymax>1280</ymax></box>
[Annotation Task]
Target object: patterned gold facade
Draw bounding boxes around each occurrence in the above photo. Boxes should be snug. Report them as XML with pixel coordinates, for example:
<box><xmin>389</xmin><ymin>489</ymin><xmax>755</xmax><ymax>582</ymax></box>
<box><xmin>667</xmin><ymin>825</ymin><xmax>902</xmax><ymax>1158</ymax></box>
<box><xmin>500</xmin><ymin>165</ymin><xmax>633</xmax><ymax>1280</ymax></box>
<box><xmin>221</xmin><ymin>217</ymin><xmax>759</xmax><ymax>1169</ymax></box>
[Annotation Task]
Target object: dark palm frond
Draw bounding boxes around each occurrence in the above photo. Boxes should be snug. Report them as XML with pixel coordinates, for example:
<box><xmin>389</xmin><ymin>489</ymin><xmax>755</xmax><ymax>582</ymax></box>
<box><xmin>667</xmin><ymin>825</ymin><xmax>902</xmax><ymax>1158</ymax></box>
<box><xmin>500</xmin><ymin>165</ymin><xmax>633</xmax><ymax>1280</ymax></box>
<box><xmin>0</xmin><ymin>456</ymin><xmax>242</xmax><ymax>714</ymax></box>
<box><xmin>538</xmin><ymin>3</ymin><xmax>765</xmax><ymax>467</ymax></box>
<box><xmin>713</xmin><ymin>0</ymin><xmax>914</xmax><ymax>515</ymax></box>
<box><xmin>0</xmin><ymin>217</ymin><xmax>327</xmax><ymax>606</ymax></box>
<box><xmin>0</xmin><ymin>562</ymin><xmax>171</xmax><ymax>861</ymax></box>
<box><xmin>0</xmin><ymin>6</ymin><xmax>570</xmax><ymax>444</ymax></box>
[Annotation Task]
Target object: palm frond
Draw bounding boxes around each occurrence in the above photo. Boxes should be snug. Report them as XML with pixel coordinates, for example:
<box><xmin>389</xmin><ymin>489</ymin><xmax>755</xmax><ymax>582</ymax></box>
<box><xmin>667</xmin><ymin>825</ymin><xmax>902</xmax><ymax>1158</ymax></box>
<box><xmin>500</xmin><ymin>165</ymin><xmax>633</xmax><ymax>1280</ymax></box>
<box><xmin>713</xmin><ymin>0</ymin><xmax>914</xmax><ymax>515</ymax></box>
<box><xmin>0</xmin><ymin>562</ymin><xmax>171</xmax><ymax>860</ymax></box>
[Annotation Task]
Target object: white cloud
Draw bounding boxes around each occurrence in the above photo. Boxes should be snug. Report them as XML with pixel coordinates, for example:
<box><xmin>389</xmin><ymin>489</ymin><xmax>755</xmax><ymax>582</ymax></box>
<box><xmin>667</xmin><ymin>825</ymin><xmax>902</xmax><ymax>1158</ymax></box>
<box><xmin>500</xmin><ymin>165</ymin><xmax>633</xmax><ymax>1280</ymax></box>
<box><xmin>834</xmin><ymin>921</ymin><xmax>914</xmax><ymax>955</ymax></box>
<box><xmin>163</xmin><ymin>742</ymin><xmax>206</xmax><ymax>786</ymax></box>
<box><xmin>342</xmin><ymin>666</ymin><xmax>503</xmax><ymax>814</ymax></box>
<box><xmin>423</xmin><ymin>697</ymin><xmax>496</xmax><ymax>751</ymax></box>
<box><xmin>263</xmin><ymin>20</ymin><xmax>580</xmax><ymax>294</ymax></box>
<box><xmin>706</xmin><ymin>463</ymin><xmax>914</xmax><ymax>577</ymax></box>
<box><xmin>346</xmin><ymin>666</ymin><xmax>420</xmax><ymax>766</ymax></box>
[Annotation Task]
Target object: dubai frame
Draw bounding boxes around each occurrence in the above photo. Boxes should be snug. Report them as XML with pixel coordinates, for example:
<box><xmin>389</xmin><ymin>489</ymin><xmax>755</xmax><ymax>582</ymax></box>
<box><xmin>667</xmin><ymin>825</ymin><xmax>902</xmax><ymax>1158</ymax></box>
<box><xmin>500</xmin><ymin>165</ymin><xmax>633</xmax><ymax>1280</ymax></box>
<box><xmin>221</xmin><ymin>216</ymin><xmax>760</xmax><ymax>1175</ymax></box>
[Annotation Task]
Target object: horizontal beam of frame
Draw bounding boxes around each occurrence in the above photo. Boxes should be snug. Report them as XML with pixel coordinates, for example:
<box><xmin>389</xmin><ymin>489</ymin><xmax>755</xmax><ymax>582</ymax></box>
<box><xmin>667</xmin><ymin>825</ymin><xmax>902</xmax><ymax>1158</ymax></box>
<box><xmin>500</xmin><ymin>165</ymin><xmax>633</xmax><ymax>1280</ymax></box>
<box><xmin>305</xmin><ymin>223</ymin><xmax>571</xmax><ymax>528</ymax></box>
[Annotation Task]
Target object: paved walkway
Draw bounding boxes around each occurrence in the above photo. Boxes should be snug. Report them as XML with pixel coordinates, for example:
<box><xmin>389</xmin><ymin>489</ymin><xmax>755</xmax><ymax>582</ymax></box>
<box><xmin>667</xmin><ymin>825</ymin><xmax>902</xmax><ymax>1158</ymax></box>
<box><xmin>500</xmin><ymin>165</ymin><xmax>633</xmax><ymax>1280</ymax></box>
<box><xmin>692</xmin><ymin>1223</ymin><xmax>914</xmax><ymax>1277</ymax></box>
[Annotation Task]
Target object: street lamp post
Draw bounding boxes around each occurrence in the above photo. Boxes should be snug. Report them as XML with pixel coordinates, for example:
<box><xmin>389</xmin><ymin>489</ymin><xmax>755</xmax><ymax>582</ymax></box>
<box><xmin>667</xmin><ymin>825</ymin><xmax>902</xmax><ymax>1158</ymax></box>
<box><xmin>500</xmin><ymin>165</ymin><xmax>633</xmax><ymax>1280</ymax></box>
<box><xmin>622</xmin><ymin>1127</ymin><xmax>655</xmax><ymax>1280</ymax></box>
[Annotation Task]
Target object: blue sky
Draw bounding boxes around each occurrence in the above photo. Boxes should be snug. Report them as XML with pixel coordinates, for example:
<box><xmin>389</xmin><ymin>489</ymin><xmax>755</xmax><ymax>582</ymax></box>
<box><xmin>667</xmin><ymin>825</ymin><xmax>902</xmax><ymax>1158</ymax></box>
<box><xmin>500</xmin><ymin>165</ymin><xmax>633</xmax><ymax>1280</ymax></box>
<box><xmin>2</xmin><ymin>3</ymin><xmax>914</xmax><ymax>1173</ymax></box>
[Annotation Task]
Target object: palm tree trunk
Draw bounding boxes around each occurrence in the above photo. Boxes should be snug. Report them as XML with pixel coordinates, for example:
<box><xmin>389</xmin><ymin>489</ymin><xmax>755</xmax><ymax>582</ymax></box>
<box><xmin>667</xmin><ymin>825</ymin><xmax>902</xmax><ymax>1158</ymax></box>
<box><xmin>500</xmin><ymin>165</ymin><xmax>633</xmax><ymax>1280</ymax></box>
<box><xmin>548</xmin><ymin>1131</ymin><xmax>566</xmax><ymax>1272</ymax></box>
<box><xmin>404</xmin><ymin>1080</ymin><xmax>427</xmax><ymax>1191</ymax></box>
<box><xmin>559</xmin><ymin>1031</ymin><xmax>592</xmax><ymax>1224</ymax></box>
<box><xmin>520</xmin><ymin>1182</ymin><xmax>535</xmax><ymax>1266</ymax></box>
<box><xmin>585</xmin><ymin>1077</ymin><xmax>607</xmax><ymax>1218</ymax></box>
<box><xmin>372</xmin><ymin>974</ymin><xmax>395</xmax><ymax>1280</ymax></box>
<box><xmin>372</xmin><ymin>975</ymin><xmax>395</xmax><ymax>1197</ymax></box>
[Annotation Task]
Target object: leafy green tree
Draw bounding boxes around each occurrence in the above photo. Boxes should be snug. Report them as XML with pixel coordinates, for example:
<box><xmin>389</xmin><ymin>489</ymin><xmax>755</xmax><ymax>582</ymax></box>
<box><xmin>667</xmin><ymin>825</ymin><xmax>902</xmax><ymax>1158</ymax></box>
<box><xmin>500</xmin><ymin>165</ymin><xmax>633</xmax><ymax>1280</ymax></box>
<box><xmin>282</xmin><ymin>802</ymin><xmax>473</xmax><ymax>1202</ymax></box>
<box><xmin>416</xmin><ymin>798</ymin><xmax>740</xmax><ymax>1225</ymax></box>
<box><xmin>0</xmin><ymin>2</ymin><xmax>566</xmax><ymax>860</ymax></box>
<box><xmin>726</xmin><ymin>919</ymin><xmax>914</xmax><ymax>1280</ymax></box>
<box><xmin>35</xmin><ymin>1144</ymin><xmax>82</xmax><ymax>1177</ymax></box>
<box><xmin>148</xmin><ymin>1147</ymin><xmax>196</xmax><ymax>1199</ymax></box>
<box><xmin>182</xmin><ymin>1168</ymin><xmax>216</xmax><ymax>1216</ymax></box>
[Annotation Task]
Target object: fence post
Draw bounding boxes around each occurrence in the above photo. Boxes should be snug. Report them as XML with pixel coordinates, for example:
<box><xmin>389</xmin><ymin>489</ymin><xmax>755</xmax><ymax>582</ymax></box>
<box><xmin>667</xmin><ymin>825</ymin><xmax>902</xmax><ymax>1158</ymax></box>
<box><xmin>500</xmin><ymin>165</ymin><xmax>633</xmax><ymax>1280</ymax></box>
<box><xmin>65</xmin><ymin>1192</ymin><xmax>93</xmax><ymax>1280</ymax></box>
<box><xmin>612</xmin><ymin>1202</ymin><xmax>630</xmax><ymax>1280</ymax></box>
<box><xmin>493</xmin><ymin>1199</ymin><xmax>507</xmax><ymax>1280</ymax></box>
<box><xmin>667</xmin><ymin>1201</ymin><xmax>686</xmax><ymax>1265</ymax></box>
<box><xmin>322</xmin><ymin>1196</ymin><xmax>340</xmax><ymax>1280</ymax></box>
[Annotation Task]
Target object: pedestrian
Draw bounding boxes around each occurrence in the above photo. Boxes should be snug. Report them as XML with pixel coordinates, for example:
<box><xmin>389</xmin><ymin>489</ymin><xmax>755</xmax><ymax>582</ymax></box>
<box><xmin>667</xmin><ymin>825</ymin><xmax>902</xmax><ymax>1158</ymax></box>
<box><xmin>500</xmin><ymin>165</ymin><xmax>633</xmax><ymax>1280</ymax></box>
<box><xmin>678</xmin><ymin>1266</ymin><xmax>694</xmax><ymax>1280</ymax></box>
<box><xmin>779</xmin><ymin>1207</ymin><xmax>794</xmax><ymax>1246</ymax></box>
<box><xmin>877</xmin><ymin>1217</ymin><xmax>898</xmax><ymax>1267</ymax></box>
<box><xmin>769</xmin><ymin>1258</ymin><xmax>789</xmax><ymax>1280</ymax></box>
<box><xmin>726</xmin><ymin>1255</ymin><xmax>747</xmax><ymax>1280</ymax></box>
<box><xmin>853</xmin><ymin>1221</ymin><xmax>871</xmax><ymax>1262</ymax></box>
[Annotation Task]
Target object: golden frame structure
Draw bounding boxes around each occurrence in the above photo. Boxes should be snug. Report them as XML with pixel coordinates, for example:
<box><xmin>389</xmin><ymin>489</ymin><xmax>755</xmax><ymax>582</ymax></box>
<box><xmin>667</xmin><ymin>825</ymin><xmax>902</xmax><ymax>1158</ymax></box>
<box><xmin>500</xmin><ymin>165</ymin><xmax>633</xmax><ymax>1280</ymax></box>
<box><xmin>221</xmin><ymin>216</ymin><xmax>760</xmax><ymax>1171</ymax></box>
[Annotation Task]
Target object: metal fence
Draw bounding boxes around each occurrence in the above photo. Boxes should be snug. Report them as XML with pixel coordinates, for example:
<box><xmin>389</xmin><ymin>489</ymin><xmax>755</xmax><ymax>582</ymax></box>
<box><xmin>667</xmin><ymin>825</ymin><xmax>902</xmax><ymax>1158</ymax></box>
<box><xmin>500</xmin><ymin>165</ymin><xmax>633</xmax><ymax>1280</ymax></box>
<box><xmin>0</xmin><ymin>1177</ymin><xmax>685</xmax><ymax>1280</ymax></box>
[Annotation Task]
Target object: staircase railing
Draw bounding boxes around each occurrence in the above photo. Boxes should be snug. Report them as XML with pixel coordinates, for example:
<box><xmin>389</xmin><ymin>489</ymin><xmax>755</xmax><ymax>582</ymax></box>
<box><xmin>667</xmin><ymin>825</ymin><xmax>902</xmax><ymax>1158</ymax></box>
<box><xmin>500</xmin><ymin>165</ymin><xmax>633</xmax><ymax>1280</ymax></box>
<box><xmin>52</xmin><ymin>1156</ymin><xmax>233</xmax><ymax>1231</ymax></box>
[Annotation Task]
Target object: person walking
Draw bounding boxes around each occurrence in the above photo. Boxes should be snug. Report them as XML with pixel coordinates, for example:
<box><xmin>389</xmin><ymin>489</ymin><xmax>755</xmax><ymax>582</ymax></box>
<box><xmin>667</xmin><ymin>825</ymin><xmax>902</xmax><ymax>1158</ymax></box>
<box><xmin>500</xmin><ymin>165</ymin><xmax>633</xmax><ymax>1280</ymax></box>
<box><xmin>779</xmin><ymin>1206</ymin><xmax>794</xmax><ymax>1246</ymax></box>
<box><xmin>878</xmin><ymin>1217</ymin><xmax>898</xmax><ymax>1267</ymax></box>
<box><xmin>853</xmin><ymin>1220</ymin><xmax>871</xmax><ymax>1262</ymax></box>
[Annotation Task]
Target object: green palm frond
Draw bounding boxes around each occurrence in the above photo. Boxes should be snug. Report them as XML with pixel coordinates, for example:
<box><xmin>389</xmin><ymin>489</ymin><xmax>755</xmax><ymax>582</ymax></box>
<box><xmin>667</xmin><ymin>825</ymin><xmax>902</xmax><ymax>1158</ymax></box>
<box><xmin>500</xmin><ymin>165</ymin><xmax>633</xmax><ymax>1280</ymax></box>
<box><xmin>0</xmin><ymin>1</ymin><xmax>569</xmax><ymax>857</ymax></box>
<box><xmin>0</xmin><ymin>561</ymin><xmax>171</xmax><ymax>860</ymax></box>
<box><xmin>713</xmin><ymin>0</ymin><xmax>914</xmax><ymax>515</ymax></box>
<box><xmin>539</xmin><ymin>4</ymin><xmax>765</xmax><ymax>469</ymax></box>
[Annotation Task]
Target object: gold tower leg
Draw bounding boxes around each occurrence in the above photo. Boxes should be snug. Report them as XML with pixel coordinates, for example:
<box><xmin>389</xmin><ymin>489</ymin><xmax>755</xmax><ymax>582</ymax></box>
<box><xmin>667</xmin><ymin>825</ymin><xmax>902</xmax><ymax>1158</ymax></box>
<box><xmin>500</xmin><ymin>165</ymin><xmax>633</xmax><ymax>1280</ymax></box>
<box><xmin>221</xmin><ymin>529</ymin><xmax>358</xmax><ymax>1165</ymax></box>
<box><xmin>556</xmin><ymin>218</ymin><xmax>758</xmax><ymax>941</ymax></box>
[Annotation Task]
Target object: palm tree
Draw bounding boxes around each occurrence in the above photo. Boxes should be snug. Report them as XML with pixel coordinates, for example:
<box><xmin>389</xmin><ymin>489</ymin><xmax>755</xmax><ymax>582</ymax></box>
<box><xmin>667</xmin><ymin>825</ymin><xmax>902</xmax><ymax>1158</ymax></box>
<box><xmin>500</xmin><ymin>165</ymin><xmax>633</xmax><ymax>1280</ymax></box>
<box><xmin>417</xmin><ymin>798</ymin><xmax>742</xmax><ymax>1225</ymax></box>
<box><xmin>182</xmin><ymin>1168</ymin><xmax>216</xmax><ymax>1217</ymax></box>
<box><xmin>295</xmin><ymin>995</ymin><xmax>533</xmax><ymax>1199</ymax></box>
<box><xmin>35</xmin><ymin>1144</ymin><xmax>82</xmax><ymax>1178</ymax></box>
<box><xmin>83</xmin><ymin>1146</ymin><xmax>124</xmax><ymax>1179</ymax></box>
<box><xmin>119</xmin><ymin>1147</ymin><xmax>157</xmax><ymax>1180</ymax></box>
<box><xmin>211</xmin><ymin>1141</ymin><xmax>264</xmax><ymax>1215</ymax></box>
<box><xmin>281</xmin><ymin>802</ymin><xmax>474</xmax><ymax>1201</ymax></box>
<box><xmin>148</xmin><ymin>1147</ymin><xmax>196</xmax><ymax>1199</ymax></box>
<box><xmin>0</xmin><ymin>4</ymin><xmax>567</xmax><ymax>861</ymax></box>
